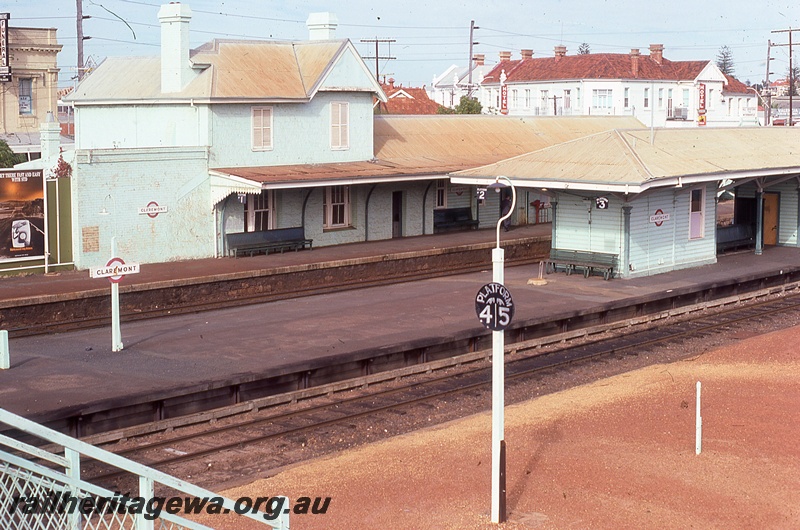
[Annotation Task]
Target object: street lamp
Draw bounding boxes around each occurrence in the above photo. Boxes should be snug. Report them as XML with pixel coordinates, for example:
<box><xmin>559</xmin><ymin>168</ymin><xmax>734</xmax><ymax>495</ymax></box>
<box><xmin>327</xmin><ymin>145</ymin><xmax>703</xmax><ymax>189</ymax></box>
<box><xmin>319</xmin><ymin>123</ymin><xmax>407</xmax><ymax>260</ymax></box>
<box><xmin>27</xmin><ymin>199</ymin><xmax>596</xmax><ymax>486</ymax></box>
<box><xmin>487</xmin><ymin>176</ymin><xmax>515</xmax><ymax>524</ymax></box>
<box><xmin>99</xmin><ymin>194</ymin><xmax>123</xmax><ymax>352</ymax></box>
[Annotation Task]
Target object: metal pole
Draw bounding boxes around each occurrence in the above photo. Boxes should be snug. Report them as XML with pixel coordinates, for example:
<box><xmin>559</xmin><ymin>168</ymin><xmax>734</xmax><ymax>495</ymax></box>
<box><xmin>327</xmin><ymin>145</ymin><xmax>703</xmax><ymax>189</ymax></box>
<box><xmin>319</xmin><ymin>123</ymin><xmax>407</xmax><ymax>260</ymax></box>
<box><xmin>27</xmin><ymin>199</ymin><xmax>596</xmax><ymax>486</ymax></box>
<box><xmin>0</xmin><ymin>330</ymin><xmax>9</xmax><ymax>370</ymax></box>
<box><xmin>491</xmin><ymin>177</ymin><xmax>515</xmax><ymax>524</ymax></box>
<box><xmin>695</xmin><ymin>381</ymin><xmax>702</xmax><ymax>455</ymax></box>
<box><xmin>111</xmin><ymin>236</ymin><xmax>123</xmax><ymax>352</ymax></box>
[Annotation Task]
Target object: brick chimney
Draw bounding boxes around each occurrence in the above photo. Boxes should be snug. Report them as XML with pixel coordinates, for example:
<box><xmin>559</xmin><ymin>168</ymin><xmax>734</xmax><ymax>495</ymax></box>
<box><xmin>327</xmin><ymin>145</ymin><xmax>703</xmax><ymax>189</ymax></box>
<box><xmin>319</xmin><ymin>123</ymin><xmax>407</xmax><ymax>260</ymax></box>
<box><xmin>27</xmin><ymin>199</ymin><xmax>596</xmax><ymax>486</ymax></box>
<box><xmin>649</xmin><ymin>44</ymin><xmax>664</xmax><ymax>65</ymax></box>
<box><xmin>521</xmin><ymin>49</ymin><xmax>533</xmax><ymax>60</ymax></box>
<box><xmin>499</xmin><ymin>51</ymin><xmax>512</xmax><ymax>62</ymax></box>
<box><xmin>554</xmin><ymin>45</ymin><xmax>567</xmax><ymax>62</ymax></box>
<box><xmin>306</xmin><ymin>12</ymin><xmax>338</xmax><ymax>40</ymax></box>
<box><xmin>630</xmin><ymin>48</ymin><xmax>640</xmax><ymax>78</ymax></box>
<box><xmin>473</xmin><ymin>53</ymin><xmax>485</xmax><ymax>66</ymax></box>
<box><xmin>158</xmin><ymin>2</ymin><xmax>194</xmax><ymax>94</ymax></box>
<box><xmin>388</xmin><ymin>77</ymin><xmax>395</xmax><ymax>89</ymax></box>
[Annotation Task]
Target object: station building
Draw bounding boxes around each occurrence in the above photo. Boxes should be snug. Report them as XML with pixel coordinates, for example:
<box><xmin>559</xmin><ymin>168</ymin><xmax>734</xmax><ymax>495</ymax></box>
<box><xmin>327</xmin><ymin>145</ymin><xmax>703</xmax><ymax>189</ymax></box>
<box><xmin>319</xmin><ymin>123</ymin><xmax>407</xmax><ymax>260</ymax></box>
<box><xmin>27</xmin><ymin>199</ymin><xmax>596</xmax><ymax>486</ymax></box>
<box><xmin>452</xmin><ymin>127</ymin><xmax>800</xmax><ymax>278</ymax></box>
<box><xmin>63</xmin><ymin>2</ymin><xmax>640</xmax><ymax>270</ymax></box>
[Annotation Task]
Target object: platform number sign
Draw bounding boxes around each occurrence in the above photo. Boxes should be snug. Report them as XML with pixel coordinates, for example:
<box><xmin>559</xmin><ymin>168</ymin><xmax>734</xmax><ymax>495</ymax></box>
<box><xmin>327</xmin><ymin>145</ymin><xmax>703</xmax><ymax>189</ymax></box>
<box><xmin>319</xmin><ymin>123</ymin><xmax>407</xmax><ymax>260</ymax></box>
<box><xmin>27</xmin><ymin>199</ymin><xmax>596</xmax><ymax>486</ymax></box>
<box><xmin>476</xmin><ymin>187</ymin><xmax>487</xmax><ymax>201</ymax></box>
<box><xmin>595</xmin><ymin>196</ymin><xmax>609</xmax><ymax>210</ymax></box>
<box><xmin>475</xmin><ymin>282</ymin><xmax>515</xmax><ymax>331</ymax></box>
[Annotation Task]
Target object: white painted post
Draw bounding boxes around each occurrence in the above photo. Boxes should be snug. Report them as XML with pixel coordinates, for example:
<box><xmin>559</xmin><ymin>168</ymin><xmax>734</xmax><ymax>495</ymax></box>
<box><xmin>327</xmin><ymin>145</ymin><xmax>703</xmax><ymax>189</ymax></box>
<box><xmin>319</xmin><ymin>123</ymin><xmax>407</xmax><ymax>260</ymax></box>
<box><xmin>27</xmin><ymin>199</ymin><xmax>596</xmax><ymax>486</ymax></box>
<box><xmin>137</xmin><ymin>476</ymin><xmax>155</xmax><ymax>530</ymax></box>
<box><xmin>491</xmin><ymin>246</ymin><xmax>505</xmax><ymax>524</ymax></box>
<box><xmin>111</xmin><ymin>236</ymin><xmax>123</xmax><ymax>352</ymax></box>
<box><xmin>0</xmin><ymin>330</ymin><xmax>8</xmax><ymax>370</ymax></box>
<box><xmin>695</xmin><ymin>381</ymin><xmax>702</xmax><ymax>455</ymax></box>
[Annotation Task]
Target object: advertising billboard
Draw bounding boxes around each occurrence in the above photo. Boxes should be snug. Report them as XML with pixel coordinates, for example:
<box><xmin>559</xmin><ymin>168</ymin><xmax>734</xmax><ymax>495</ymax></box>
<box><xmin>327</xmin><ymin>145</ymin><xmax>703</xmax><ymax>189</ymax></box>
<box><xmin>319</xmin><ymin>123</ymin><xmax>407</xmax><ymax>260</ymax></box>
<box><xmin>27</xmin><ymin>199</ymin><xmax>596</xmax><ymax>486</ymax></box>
<box><xmin>0</xmin><ymin>169</ymin><xmax>45</xmax><ymax>261</ymax></box>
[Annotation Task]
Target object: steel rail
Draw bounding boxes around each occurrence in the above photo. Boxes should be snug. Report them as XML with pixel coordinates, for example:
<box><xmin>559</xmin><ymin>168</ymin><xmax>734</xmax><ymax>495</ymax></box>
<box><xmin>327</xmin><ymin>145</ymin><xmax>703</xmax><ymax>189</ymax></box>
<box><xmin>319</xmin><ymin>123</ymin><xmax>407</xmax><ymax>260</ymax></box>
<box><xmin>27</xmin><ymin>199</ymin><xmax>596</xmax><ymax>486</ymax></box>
<box><xmin>83</xmin><ymin>291</ymin><xmax>800</xmax><ymax>484</ymax></box>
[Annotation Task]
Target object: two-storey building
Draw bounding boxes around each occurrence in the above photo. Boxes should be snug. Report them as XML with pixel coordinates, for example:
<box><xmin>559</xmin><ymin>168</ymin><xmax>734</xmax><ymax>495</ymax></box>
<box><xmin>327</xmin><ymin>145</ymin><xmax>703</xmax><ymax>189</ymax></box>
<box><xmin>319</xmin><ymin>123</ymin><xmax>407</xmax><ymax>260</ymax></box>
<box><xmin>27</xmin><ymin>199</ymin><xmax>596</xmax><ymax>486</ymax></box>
<box><xmin>478</xmin><ymin>45</ymin><xmax>758</xmax><ymax>127</ymax></box>
<box><xmin>0</xmin><ymin>15</ymin><xmax>68</xmax><ymax>161</ymax></box>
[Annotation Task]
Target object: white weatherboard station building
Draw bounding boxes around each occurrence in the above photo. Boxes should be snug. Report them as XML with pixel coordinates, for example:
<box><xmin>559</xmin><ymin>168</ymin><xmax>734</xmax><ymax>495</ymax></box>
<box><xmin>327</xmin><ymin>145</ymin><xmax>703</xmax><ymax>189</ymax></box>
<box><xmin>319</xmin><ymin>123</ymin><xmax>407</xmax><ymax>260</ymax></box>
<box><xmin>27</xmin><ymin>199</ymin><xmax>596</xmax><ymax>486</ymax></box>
<box><xmin>452</xmin><ymin>127</ymin><xmax>800</xmax><ymax>278</ymax></box>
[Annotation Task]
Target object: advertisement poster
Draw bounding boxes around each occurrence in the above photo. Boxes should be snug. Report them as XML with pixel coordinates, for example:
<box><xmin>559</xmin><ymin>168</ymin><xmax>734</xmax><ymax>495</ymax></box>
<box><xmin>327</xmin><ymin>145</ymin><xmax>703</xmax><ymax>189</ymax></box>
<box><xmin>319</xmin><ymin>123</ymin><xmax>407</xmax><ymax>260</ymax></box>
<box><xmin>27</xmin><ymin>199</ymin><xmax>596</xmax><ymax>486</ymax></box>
<box><xmin>0</xmin><ymin>169</ymin><xmax>45</xmax><ymax>261</ymax></box>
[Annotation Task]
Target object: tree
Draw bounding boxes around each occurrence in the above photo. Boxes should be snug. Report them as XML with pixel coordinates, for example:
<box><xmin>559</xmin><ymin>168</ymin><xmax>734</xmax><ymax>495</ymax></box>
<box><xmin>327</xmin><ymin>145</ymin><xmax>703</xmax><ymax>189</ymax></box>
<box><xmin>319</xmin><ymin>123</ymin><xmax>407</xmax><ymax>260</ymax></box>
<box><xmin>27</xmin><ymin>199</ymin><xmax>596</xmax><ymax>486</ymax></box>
<box><xmin>439</xmin><ymin>96</ymin><xmax>481</xmax><ymax>114</ymax></box>
<box><xmin>578</xmin><ymin>42</ymin><xmax>591</xmax><ymax>55</ymax></box>
<box><xmin>716</xmin><ymin>45</ymin><xmax>735</xmax><ymax>76</ymax></box>
<box><xmin>0</xmin><ymin>139</ymin><xmax>23</xmax><ymax>168</ymax></box>
<box><xmin>787</xmin><ymin>65</ymin><xmax>800</xmax><ymax>97</ymax></box>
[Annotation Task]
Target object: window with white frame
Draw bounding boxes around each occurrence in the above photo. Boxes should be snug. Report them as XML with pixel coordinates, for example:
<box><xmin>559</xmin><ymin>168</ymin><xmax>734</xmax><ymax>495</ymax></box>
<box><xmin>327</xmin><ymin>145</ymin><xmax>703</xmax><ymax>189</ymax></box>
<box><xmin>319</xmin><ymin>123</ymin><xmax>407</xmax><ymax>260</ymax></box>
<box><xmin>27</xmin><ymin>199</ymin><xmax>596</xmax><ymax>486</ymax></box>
<box><xmin>435</xmin><ymin>179</ymin><xmax>447</xmax><ymax>208</ymax></box>
<box><xmin>682</xmin><ymin>88</ymin><xmax>690</xmax><ymax>109</ymax></box>
<box><xmin>667</xmin><ymin>88</ymin><xmax>673</xmax><ymax>117</ymax></box>
<box><xmin>511</xmin><ymin>89</ymin><xmax>518</xmax><ymax>109</ymax></box>
<box><xmin>323</xmin><ymin>185</ymin><xmax>351</xmax><ymax>228</ymax></box>
<box><xmin>251</xmin><ymin>107</ymin><xmax>273</xmax><ymax>151</ymax></box>
<box><xmin>330</xmin><ymin>102</ymin><xmax>349</xmax><ymax>150</ymax></box>
<box><xmin>644</xmin><ymin>87</ymin><xmax>650</xmax><ymax>108</ymax></box>
<box><xmin>524</xmin><ymin>89</ymin><xmax>531</xmax><ymax>109</ymax></box>
<box><xmin>19</xmin><ymin>78</ymin><xmax>33</xmax><ymax>115</ymax></box>
<box><xmin>576</xmin><ymin>88</ymin><xmax>581</xmax><ymax>109</ymax></box>
<box><xmin>540</xmin><ymin>90</ymin><xmax>549</xmax><ymax>113</ymax></box>
<box><xmin>623</xmin><ymin>87</ymin><xmax>630</xmax><ymax>108</ymax></box>
<box><xmin>689</xmin><ymin>187</ymin><xmax>705</xmax><ymax>240</ymax></box>
<box><xmin>708</xmin><ymin>89</ymin><xmax>715</xmax><ymax>109</ymax></box>
<box><xmin>245</xmin><ymin>190</ymin><xmax>275</xmax><ymax>232</ymax></box>
<box><xmin>658</xmin><ymin>88</ymin><xmax>664</xmax><ymax>108</ymax></box>
<box><xmin>564</xmin><ymin>89</ymin><xmax>571</xmax><ymax>109</ymax></box>
<box><xmin>592</xmin><ymin>89</ymin><xmax>612</xmax><ymax>108</ymax></box>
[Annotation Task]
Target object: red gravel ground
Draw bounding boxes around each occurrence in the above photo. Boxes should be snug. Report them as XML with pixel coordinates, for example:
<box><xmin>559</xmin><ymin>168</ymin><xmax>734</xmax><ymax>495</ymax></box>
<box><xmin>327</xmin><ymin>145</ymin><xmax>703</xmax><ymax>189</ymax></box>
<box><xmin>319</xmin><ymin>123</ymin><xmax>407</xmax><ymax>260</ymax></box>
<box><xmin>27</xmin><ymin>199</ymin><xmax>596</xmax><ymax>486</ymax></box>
<box><xmin>215</xmin><ymin>325</ymin><xmax>800</xmax><ymax>529</ymax></box>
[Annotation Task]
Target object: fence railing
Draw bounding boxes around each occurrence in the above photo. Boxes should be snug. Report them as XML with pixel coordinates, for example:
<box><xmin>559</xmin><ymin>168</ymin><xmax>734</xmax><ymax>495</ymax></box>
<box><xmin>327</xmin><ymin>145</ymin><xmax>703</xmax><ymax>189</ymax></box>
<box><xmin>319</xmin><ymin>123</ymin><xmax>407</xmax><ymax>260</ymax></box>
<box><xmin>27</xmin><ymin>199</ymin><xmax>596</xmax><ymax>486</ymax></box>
<box><xmin>0</xmin><ymin>408</ymin><xmax>289</xmax><ymax>530</ymax></box>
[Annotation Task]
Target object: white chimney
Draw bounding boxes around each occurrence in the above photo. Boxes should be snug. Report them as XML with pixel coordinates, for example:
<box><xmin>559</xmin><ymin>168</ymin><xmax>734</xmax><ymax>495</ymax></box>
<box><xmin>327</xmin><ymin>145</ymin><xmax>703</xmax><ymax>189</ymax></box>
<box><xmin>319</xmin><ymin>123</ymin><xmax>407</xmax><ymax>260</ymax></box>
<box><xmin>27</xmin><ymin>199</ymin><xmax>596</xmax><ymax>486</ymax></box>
<box><xmin>306</xmin><ymin>12</ymin><xmax>338</xmax><ymax>40</ymax></box>
<box><xmin>158</xmin><ymin>3</ymin><xmax>193</xmax><ymax>93</ymax></box>
<box><xmin>39</xmin><ymin>111</ymin><xmax>61</xmax><ymax>161</ymax></box>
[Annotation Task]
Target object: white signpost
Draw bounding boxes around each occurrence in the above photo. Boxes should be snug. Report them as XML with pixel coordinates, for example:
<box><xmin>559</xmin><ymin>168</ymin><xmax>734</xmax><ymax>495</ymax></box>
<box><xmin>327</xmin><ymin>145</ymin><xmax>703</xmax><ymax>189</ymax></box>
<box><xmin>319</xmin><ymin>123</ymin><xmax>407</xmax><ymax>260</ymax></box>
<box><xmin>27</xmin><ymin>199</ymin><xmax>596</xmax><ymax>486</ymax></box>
<box><xmin>89</xmin><ymin>237</ymin><xmax>140</xmax><ymax>352</ymax></box>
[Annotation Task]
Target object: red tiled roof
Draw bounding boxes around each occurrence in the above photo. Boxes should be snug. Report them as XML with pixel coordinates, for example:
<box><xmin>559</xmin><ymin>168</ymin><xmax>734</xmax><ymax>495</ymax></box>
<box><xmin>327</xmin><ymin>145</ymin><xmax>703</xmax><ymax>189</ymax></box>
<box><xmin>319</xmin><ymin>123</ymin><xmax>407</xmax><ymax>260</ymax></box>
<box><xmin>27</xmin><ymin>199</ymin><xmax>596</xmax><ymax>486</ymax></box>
<box><xmin>723</xmin><ymin>74</ymin><xmax>751</xmax><ymax>94</ymax></box>
<box><xmin>482</xmin><ymin>53</ymin><xmax>709</xmax><ymax>83</ymax></box>
<box><xmin>375</xmin><ymin>84</ymin><xmax>442</xmax><ymax>115</ymax></box>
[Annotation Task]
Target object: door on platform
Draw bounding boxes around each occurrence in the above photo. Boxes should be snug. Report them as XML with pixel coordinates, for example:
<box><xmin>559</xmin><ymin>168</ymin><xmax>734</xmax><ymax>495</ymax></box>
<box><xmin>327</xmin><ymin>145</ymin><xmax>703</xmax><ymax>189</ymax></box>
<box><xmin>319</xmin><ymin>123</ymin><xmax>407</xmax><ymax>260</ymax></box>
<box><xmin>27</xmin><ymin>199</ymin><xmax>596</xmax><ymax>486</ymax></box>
<box><xmin>392</xmin><ymin>191</ymin><xmax>403</xmax><ymax>238</ymax></box>
<box><xmin>762</xmin><ymin>192</ymin><xmax>779</xmax><ymax>246</ymax></box>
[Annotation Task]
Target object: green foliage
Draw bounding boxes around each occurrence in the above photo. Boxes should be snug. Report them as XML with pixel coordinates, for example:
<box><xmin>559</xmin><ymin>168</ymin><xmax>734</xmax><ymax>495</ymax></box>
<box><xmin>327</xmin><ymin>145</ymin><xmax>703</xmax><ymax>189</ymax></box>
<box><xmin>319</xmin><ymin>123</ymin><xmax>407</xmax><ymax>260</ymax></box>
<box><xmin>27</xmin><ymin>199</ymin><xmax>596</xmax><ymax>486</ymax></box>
<box><xmin>787</xmin><ymin>66</ymin><xmax>800</xmax><ymax>97</ymax></box>
<box><xmin>0</xmin><ymin>139</ymin><xmax>24</xmax><ymax>168</ymax></box>
<box><xmin>578</xmin><ymin>42</ymin><xmax>591</xmax><ymax>55</ymax></box>
<box><xmin>716</xmin><ymin>46</ymin><xmax>735</xmax><ymax>76</ymax></box>
<box><xmin>436</xmin><ymin>105</ymin><xmax>455</xmax><ymax>115</ymax></box>
<box><xmin>453</xmin><ymin>96</ymin><xmax>482</xmax><ymax>114</ymax></box>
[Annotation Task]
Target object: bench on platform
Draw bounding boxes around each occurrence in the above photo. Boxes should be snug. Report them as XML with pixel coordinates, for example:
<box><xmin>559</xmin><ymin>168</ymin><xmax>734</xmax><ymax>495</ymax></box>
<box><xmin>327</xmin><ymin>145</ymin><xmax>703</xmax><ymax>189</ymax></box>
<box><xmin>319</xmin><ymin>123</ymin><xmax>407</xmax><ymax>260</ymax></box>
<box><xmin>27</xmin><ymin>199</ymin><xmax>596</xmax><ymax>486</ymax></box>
<box><xmin>716</xmin><ymin>224</ymin><xmax>755</xmax><ymax>253</ymax></box>
<box><xmin>226</xmin><ymin>227</ymin><xmax>313</xmax><ymax>258</ymax></box>
<box><xmin>546</xmin><ymin>248</ymin><xmax>618</xmax><ymax>280</ymax></box>
<box><xmin>433</xmin><ymin>207</ymin><xmax>479</xmax><ymax>233</ymax></box>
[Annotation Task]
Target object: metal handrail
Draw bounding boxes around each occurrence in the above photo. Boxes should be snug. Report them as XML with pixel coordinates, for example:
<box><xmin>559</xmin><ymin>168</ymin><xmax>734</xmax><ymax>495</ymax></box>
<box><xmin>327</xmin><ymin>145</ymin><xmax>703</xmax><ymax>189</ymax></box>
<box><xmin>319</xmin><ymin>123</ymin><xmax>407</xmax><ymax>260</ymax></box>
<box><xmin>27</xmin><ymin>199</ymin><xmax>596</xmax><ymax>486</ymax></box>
<box><xmin>0</xmin><ymin>407</ymin><xmax>288</xmax><ymax>530</ymax></box>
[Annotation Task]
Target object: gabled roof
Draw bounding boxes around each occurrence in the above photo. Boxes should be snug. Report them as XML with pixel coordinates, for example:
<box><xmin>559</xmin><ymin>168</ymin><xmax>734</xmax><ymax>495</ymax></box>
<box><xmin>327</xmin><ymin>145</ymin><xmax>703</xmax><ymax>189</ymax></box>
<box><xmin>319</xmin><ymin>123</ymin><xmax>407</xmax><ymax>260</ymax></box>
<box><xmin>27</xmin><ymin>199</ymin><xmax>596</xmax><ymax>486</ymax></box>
<box><xmin>451</xmin><ymin>128</ymin><xmax>800</xmax><ymax>193</ymax></box>
<box><xmin>482</xmin><ymin>53</ymin><xmax>709</xmax><ymax>84</ymax></box>
<box><xmin>211</xmin><ymin>115</ymin><xmax>643</xmax><ymax>188</ymax></box>
<box><xmin>722</xmin><ymin>74</ymin><xmax>752</xmax><ymax>95</ymax></box>
<box><xmin>68</xmin><ymin>38</ymin><xmax>384</xmax><ymax>103</ymax></box>
<box><xmin>375</xmin><ymin>83</ymin><xmax>442</xmax><ymax>115</ymax></box>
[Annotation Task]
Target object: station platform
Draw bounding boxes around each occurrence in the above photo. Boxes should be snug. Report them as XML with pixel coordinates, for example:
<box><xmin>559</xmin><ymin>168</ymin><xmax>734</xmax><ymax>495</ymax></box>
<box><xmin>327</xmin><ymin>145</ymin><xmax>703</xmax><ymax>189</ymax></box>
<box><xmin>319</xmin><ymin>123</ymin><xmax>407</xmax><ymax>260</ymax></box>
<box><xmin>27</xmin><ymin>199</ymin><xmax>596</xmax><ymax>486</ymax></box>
<box><xmin>2</xmin><ymin>234</ymin><xmax>800</xmax><ymax>431</ymax></box>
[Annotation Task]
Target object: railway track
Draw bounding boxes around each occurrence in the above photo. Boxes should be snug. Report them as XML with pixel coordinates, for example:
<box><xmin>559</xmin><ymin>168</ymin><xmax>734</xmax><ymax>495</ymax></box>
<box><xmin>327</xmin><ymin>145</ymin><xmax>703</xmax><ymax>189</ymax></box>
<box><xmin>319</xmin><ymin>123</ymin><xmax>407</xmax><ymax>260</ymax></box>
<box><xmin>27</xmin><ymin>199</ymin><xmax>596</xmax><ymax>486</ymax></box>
<box><xmin>81</xmin><ymin>288</ymin><xmax>800</xmax><ymax>488</ymax></box>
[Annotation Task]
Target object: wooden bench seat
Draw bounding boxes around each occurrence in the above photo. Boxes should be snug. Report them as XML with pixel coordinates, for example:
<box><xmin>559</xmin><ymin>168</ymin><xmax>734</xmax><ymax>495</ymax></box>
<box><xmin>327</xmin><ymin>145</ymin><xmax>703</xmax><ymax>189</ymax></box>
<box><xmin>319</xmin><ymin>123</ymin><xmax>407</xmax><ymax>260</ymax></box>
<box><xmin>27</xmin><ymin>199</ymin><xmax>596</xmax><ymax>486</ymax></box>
<box><xmin>716</xmin><ymin>224</ymin><xmax>755</xmax><ymax>253</ymax></box>
<box><xmin>546</xmin><ymin>248</ymin><xmax>618</xmax><ymax>280</ymax></box>
<box><xmin>226</xmin><ymin>227</ymin><xmax>313</xmax><ymax>258</ymax></box>
<box><xmin>433</xmin><ymin>207</ymin><xmax>479</xmax><ymax>233</ymax></box>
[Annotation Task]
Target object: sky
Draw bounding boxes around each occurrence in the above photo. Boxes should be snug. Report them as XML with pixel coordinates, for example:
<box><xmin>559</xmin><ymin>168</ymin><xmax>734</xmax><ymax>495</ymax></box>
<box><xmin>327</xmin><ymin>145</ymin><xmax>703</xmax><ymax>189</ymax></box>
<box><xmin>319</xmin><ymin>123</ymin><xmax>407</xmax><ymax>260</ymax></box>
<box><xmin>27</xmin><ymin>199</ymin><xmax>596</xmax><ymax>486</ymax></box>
<box><xmin>6</xmin><ymin>0</ymin><xmax>800</xmax><ymax>91</ymax></box>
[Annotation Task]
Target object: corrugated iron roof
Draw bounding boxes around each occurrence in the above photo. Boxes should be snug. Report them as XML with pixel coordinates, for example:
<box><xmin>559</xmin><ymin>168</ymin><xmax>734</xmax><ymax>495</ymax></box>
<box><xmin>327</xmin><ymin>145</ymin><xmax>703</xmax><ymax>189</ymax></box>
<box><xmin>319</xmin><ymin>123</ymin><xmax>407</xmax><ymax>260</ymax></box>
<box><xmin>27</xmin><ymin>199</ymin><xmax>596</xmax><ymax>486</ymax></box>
<box><xmin>68</xmin><ymin>39</ymin><xmax>356</xmax><ymax>102</ymax></box>
<box><xmin>451</xmin><ymin>127</ymin><xmax>800</xmax><ymax>192</ymax></box>
<box><xmin>212</xmin><ymin>115</ymin><xmax>644</xmax><ymax>187</ymax></box>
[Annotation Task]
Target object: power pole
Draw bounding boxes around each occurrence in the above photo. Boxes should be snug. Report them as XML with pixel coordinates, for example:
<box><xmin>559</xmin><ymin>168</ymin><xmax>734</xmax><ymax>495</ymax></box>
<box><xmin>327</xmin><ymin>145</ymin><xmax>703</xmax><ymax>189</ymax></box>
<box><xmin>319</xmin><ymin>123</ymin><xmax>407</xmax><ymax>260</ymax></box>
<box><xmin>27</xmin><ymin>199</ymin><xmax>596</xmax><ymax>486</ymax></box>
<box><xmin>772</xmin><ymin>27</ymin><xmax>798</xmax><ymax>126</ymax></box>
<box><xmin>765</xmin><ymin>40</ymin><xmax>773</xmax><ymax>125</ymax></box>
<box><xmin>467</xmin><ymin>20</ymin><xmax>479</xmax><ymax>97</ymax></box>
<box><xmin>76</xmin><ymin>0</ymin><xmax>91</xmax><ymax>80</ymax></box>
<box><xmin>360</xmin><ymin>37</ymin><xmax>395</xmax><ymax>82</ymax></box>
